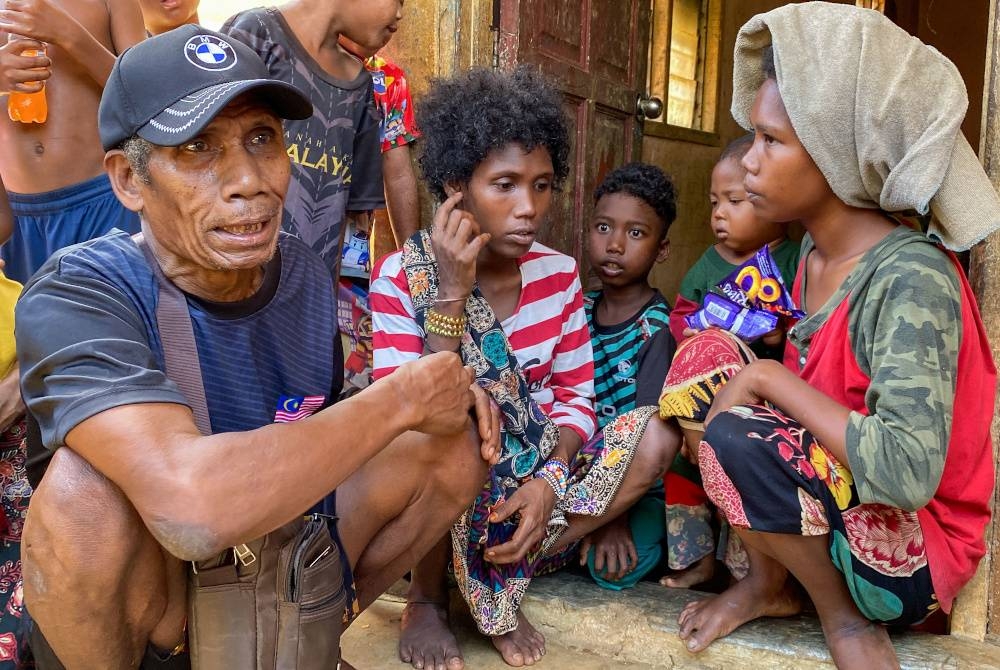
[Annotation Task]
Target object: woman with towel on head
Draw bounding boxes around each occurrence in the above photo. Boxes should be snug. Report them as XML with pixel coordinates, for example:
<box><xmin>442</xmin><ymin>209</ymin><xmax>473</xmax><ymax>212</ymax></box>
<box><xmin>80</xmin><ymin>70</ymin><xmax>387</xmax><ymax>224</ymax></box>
<box><xmin>660</xmin><ymin>4</ymin><xmax>999</xmax><ymax>667</ymax></box>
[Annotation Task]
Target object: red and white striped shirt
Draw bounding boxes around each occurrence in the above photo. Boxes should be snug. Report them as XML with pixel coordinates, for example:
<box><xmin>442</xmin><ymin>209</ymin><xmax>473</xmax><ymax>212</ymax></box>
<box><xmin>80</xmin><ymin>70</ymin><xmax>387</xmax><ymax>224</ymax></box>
<box><xmin>371</xmin><ymin>243</ymin><xmax>597</xmax><ymax>442</ymax></box>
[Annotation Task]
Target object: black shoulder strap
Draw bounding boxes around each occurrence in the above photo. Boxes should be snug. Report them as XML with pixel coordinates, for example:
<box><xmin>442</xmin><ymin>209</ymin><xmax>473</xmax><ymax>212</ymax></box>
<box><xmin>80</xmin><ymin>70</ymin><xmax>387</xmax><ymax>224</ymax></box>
<box><xmin>134</xmin><ymin>233</ymin><xmax>212</xmax><ymax>436</ymax></box>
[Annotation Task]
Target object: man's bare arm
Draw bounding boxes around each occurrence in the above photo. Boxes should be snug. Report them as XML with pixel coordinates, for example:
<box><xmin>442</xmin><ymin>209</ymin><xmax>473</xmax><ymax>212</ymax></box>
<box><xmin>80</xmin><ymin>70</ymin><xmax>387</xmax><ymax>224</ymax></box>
<box><xmin>64</xmin><ymin>353</ymin><xmax>477</xmax><ymax>561</ymax></box>
<box><xmin>106</xmin><ymin>0</ymin><xmax>146</xmax><ymax>58</ymax></box>
<box><xmin>382</xmin><ymin>145</ymin><xmax>420</xmax><ymax>245</ymax></box>
<box><xmin>0</xmin><ymin>0</ymin><xmax>143</xmax><ymax>88</ymax></box>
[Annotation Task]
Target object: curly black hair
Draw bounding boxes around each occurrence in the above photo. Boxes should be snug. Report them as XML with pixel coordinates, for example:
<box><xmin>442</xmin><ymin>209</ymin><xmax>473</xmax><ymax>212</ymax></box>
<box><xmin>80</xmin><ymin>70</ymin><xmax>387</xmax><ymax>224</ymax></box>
<box><xmin>593</xmin><ymin>163</ymin><xmax>677</xmax><ymax>240</ymax></box>
<box><xmin>416</xmin><ymin>66</ymin><xmax>571</xmax><ymax>202</ymax></box>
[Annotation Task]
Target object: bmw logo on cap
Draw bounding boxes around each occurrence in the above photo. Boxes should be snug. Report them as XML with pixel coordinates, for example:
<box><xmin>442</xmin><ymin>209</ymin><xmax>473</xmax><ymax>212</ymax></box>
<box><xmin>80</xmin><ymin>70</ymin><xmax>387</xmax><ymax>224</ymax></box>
<box><xmin>184</xmin><ymin>34</ymin><xmax>237</xmax><ymax>71</ymax></box>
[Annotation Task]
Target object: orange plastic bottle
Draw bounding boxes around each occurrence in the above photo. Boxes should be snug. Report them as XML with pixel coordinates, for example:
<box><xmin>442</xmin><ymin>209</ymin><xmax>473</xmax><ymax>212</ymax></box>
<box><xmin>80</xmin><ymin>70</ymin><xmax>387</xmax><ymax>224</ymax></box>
<box><xmin>7</xmin><ymin>48</ymin><xmax>47</xmax><ymax>124</ymax></box>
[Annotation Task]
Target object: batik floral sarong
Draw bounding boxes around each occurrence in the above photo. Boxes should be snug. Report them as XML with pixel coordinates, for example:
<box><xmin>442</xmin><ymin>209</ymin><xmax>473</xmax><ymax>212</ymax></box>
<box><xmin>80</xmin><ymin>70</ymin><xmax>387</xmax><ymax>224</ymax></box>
<box><xmin>668</xmin><ymin>331</ymin><xmax>937</xmax><ymax>624</ymax></box>
<box><xmin>0</xmin><ymin>418</ymin><xmax>30</xmax><ymax>668</ymax></box>
<box><xmin>658</xmin><ymin>329</ymin><xmax>754</xmax><ymax>573</ymax></box>
<box><xmin>401</xmin><ymin>232</ymin><xmax>655</xmax><ymax>635</ymax></box>
<box><xmin>702</xmin><ymin>405</ymin><xmax>938</xmax><ymax>625</ymax></box>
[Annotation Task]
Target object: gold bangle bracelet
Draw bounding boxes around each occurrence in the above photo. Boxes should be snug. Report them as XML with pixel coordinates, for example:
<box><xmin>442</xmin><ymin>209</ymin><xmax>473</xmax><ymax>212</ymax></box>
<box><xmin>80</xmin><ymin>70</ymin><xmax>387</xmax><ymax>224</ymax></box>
<box><xmin>426</xmin><ymin>308</ymin><xmax>465</xmax><ymax>327</ymax></box>
<box><xmin>426</xmin><ymin>308</ymin><xmax>467</xmax><ymax>338</ymax></box>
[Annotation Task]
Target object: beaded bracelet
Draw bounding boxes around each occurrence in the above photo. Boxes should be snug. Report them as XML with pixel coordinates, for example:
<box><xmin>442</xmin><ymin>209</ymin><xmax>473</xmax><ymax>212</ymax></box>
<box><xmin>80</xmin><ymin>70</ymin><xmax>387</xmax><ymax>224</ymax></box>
<box><xmin>425</xmin><ymin>308</ymin><xmax>467</xmax><ymax>338</ymax></box>
<box><xmin>533</xmin><ymin>457</ymin><xmax>570</xmax><ymax>500</ymax></box>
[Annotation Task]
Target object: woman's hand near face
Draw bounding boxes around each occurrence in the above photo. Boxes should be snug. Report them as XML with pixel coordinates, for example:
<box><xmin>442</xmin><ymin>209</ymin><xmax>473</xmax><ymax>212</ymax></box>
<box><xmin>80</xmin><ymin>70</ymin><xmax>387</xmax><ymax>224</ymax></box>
<box><xmin>430</xmin><ymin>191</ymin><xmax>491</xmax><ymax>301</ymax></box>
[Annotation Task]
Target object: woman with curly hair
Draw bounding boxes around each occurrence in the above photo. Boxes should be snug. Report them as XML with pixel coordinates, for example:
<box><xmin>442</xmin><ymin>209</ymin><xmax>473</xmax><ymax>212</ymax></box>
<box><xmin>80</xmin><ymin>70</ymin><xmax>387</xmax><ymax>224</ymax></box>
<box><xmin>370</xmin><ymin>66</ymin><xmax>679</xmax><ymax>668</ymax></box>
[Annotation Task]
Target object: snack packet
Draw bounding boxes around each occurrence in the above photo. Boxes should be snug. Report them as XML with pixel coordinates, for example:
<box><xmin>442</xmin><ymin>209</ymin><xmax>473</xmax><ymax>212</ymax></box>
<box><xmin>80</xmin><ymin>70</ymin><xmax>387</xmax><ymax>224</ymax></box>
<box><xmin>685</xmin><ymin>245</ymin><xmax>804</xmax><ymax>341</ymax></box>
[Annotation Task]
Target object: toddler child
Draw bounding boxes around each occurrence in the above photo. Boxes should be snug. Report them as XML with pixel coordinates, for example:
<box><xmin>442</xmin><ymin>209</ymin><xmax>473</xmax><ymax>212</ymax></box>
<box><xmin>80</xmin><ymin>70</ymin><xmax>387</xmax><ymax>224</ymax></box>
<box><xmin>669</xmin><ymin>133</ymin><xmax>800</xmax><ymax>360</ymax></box>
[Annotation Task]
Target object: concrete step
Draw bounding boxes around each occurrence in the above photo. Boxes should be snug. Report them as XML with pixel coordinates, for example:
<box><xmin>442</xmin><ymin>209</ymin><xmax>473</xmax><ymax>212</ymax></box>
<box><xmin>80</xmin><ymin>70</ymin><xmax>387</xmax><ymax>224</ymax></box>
<box><xmin>341</xmin><ymin>573</ymin><xmax>1000</xmax><ymax>669</ymax></box>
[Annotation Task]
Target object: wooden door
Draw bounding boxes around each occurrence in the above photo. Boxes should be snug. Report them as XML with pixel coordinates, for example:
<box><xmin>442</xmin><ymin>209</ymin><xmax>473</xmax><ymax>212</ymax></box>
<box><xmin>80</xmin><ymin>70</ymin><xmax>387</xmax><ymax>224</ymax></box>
<box><xmin>498</xmin><ymin>0</ymin><xmax>653</xmax><ymax>268</ymax></box>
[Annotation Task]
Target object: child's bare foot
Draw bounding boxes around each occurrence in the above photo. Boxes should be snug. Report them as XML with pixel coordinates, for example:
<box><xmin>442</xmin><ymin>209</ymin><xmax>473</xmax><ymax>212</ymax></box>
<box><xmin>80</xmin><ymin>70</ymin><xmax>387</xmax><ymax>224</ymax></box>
<box><xmin>491</xmin><ymin>611</ymin><xmax>545</xmax><ymax>666</ymax></box>
<box><xmin>399</xmin><ymin>601</ymin><xmax>464</xmax><ymax>670</ymax></box>
<box><xmin>659</xmin><ymin>553</ymin><xmax>715</xmax><ymax>589</ymax></box>
<box><xmin>677</xmin><ymin>571</ymin><xmax>800</xmax><ymax>652</ymax></box>
<box><xmin>824</xmin><ymin>618</ymin><xmax>899</xmax><ymax>669</ymax></box>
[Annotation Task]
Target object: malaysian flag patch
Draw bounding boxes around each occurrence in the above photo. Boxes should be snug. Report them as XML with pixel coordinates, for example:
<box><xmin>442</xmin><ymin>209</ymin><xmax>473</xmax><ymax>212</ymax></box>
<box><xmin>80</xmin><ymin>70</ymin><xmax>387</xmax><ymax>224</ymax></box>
<box><xmin>274</xmin><ymin>395</ymin><xmax>326</xmax><ymax>423</ymax></box>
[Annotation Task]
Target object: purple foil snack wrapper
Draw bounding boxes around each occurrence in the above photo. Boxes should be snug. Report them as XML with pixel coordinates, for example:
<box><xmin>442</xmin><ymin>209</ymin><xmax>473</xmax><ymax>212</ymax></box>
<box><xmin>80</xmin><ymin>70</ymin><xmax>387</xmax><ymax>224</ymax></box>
<box><xmin>685</xmin><ymin>245</ymin><xmax>804</xmax><ymax>341</ymax></box>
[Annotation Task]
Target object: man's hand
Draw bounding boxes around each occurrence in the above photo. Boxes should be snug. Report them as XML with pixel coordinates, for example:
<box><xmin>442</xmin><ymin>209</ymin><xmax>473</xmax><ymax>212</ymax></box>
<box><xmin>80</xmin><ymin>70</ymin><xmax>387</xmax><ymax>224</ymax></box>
<box><xmin>0</xmin><ymin>0</ymin><xmax>82</xmax><ymax>46</ymax></box>
<box><xmin>471</xmin><ymin>384</ymin><xmax>501</xmax><ymax>465</ymax></box>
<box><xmin>430</xmin><ymin>191</ymin><xmax>490</xmax><ymax>301</ymax></box>
<box><xmin>0</xmin><ymin>37</ymin><xmax>49</xmax><ymax>93</ymax></box>
<box><xmin>485</xmin><ymin>477</ymin><xmax>557</xmax><ymax>564</ymax></box>
<box><xmin>393</xmin><ymin>352</ymin><xmax>477</xmax><ymax>436</ymax></box>
<box><xmin>579</xmin><ymin>514</ymin><xmax>636</xmax><ymax>582</ymax></box>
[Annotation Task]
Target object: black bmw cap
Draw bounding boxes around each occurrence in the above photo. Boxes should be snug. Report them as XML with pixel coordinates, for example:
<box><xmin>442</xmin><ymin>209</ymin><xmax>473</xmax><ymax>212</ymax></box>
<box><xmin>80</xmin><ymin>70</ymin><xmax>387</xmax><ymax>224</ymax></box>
<box><xmin>99</xmin><ymin>24</ymin><xmax>312</xmax><ymax>151</ymax></box>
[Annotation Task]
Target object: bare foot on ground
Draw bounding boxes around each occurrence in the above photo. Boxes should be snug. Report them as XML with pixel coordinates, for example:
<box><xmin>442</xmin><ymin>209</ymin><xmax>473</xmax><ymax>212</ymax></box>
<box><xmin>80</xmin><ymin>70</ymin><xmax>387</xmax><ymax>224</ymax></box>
<box><xmin>824</xmin><ymin>619</ymin><xmax>899</xmax><ymax>669</ymax></box>
<box><xmin>492</xmin><ymin>611</ymin><xmax>545</xmax><ymax>667</ymax></box>
<box><xmin>399</xmin><ymin>601</ymin><xmax>464</xmax><ymax>670</ymax></box>
<box><xmin>659</xmin><ymin>553</ymin><xmax>715</xmax><ymax>589</ymax></box>
<box><xmin>677</xmin><ymin>573</ymin><xmax>801</xmax><ymax>652</ymax></box>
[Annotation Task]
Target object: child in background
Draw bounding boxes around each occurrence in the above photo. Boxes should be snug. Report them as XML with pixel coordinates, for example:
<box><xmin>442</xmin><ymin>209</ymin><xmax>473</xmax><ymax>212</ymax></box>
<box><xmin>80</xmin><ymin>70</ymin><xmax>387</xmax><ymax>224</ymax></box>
<box><xmin>138</xmin><ymin>0</ymin><xmax>200</xmax><ymax>35</ymax></box>
<box><xmin>580</xmin><ymin>163</ymin><xmax>677</xmax><ymax>590</ymax></box>
<box><xmin>221</xmin><ymin>0</ymin><xmax>392</xmax><ymax>280</ymax></box>
<box><xmin>0</xmin><ymin>0</ymin><xmax>145</xmax><ymax>283</ymax></box>
<box><xmin>338</xmin><ymin>29</ymin><xmax>421</xmax><ymax>394</ymax></box>
<box><xmin>660</xmin><ymin>134</ymin><xmax>801</xmax><ymax>588</ymax></box>
<box><xmin>669</xmin><ymin>133</ymin><xmax>800</xmax><ymax>360</ymax></box>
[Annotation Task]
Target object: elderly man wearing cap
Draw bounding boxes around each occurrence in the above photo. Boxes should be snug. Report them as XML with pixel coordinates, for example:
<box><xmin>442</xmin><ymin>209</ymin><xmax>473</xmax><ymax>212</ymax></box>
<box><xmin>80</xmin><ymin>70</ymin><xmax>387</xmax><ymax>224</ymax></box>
<box><xmin>16</xmin><ymin>26</ymin><xmax>498</xmax><ymax>669</ymax></box>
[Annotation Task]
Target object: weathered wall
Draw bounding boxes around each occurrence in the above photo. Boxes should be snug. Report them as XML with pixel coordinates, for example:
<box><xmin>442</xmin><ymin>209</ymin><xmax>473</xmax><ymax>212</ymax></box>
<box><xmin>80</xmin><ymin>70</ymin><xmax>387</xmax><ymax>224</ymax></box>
<box><xmin>959</xmin><ymin>0</ymin><xmax>1000</xmax><ymax>643</ymax></box>
<box><xmin>887</xmin><ymin>0</ymin><xmax>990</xmax><ymax>149</ymax></box>
<box><xmin>378</xmin><ymin>0</ymin><xmax>495</xmax><ymax>228</ymax></box>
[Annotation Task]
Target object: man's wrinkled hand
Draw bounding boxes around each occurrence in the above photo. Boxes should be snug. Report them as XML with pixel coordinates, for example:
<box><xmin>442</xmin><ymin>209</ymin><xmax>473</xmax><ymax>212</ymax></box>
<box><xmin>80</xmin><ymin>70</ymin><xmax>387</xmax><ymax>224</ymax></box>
<box><xmin>395</xmin><ymin>352</ymin><xmax>475</xmax><ymax>436</ymax></box>
<box><xmin>471</xmin><ymin>384</ymin><xmax>501</xmax><ymax>465</ymax></box>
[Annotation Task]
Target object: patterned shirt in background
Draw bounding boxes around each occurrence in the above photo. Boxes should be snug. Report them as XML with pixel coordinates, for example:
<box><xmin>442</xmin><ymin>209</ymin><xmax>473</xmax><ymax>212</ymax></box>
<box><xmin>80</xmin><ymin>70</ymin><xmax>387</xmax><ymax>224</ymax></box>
<box><xmin>334</xmin><ymin>54</ymin><xmax>421</xmax><ymax>393</ymax></box>
<box><xmin>221</xmin><ymin>8</ymin><xmax>385</xmax><ymax>278</ymax></box>
<box><xmin>365</xmin><ymin>54</ymin><xmax>421</xmax><ymax>153</ymax></box>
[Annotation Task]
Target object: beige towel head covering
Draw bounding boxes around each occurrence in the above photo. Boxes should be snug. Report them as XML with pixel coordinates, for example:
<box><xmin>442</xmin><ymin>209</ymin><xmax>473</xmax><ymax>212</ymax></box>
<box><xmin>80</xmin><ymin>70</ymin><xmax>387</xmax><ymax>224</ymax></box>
<box><xmin>732</xmin><ymin>2</ymin><xmax>1000</xmax><ymax>251</ymax></box>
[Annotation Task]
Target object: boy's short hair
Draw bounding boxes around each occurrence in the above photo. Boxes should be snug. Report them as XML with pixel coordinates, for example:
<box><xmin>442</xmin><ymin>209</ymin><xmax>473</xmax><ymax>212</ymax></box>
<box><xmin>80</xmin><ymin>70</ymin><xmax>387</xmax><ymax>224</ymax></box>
<box><xmin>719</xmin><ymin>132</ymin><xmax>755</xmax><ymax>165</ymax></box>
<box><xmin>417</xmin><ymin>66</ymin><xmax>570</xmax><ymax>202</ymax></box>
<box><xmin>593</xmin><ymin>163</ymin><xmax>677</xmax><ymax>240</ymax></box>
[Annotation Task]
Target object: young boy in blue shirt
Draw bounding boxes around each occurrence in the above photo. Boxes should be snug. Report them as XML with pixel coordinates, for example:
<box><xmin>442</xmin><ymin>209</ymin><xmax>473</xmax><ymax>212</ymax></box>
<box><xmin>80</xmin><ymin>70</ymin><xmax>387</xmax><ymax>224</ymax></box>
<box><xmin>581</xmin><ymin>163</ymin><xmax>680</xmax><ymax>589</ymax></box>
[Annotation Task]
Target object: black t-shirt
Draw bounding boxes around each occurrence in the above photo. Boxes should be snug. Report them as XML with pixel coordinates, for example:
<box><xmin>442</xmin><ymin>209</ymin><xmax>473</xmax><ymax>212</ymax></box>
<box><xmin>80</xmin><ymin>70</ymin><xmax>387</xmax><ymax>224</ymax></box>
<box><xmin>222</xmin><ymin>8</ymin><xmax>386</xmax><ymax>277</ymax></box>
